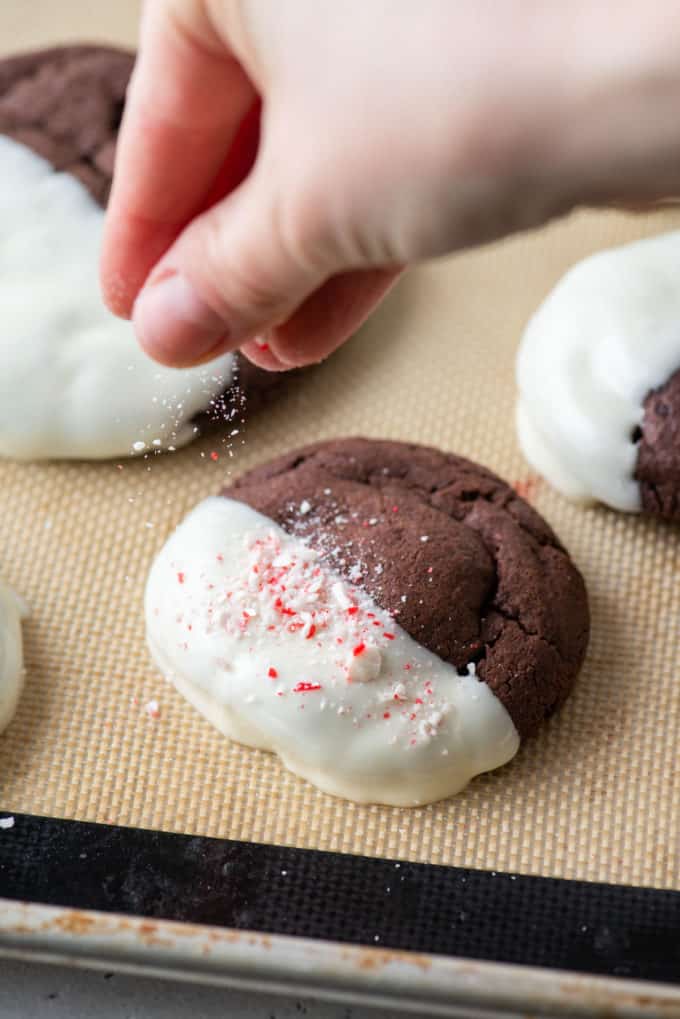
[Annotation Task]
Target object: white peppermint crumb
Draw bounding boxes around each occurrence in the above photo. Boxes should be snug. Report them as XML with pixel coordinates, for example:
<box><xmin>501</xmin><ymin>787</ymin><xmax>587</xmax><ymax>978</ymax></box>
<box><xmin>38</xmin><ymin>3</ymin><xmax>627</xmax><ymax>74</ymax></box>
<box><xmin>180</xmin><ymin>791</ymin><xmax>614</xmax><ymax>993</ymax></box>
<box><xmin>374</xmin><ymin>564</ymin><xmax>384</xmax><ymax>575</ymax></box>
<box><xmin>0</xmin><ymin>816</ymin><xmax>15</xmax><ymax>830</ymax></box>
<box><xmin>335</xmin><ymin>515</ymin><xmax>348</xmax><ymax>525</ymax></box>
<box><xmin>132</xmin><ymin>440</ymin><xmax>146</xmax><ymax>452</ymax></box>
<box><xmin>145</xmin><ymin>699</ymin><xmax>160</xmax><ymax>717</ymax></box>
<box><xmin>152</xmin><ymin>438</ymin><xmax>162</xmax><ymax>447</ymax></box>
<box><xmin>299</xmin><ymin>499</ymin><xmax>312</xmax><ymax>515</ymax></box>
<box><xmin>323</xmin><ymin>488</ymin><xmax>332</xmax><ymax>495</ymax></box>
<box><xmin>331</xmin><ymin>582</ymin><xmax>352</xmax><ymax>609</ymax></box>
<box><xmin>420</xmin><ymin>535</ymin><xmax>429</xmax><ymax>542</ymax></box>
<box><xmin>168</xmin><ymin>446</ymin><xmax>176</xmax><ymax>452</ymax></box>
<box><xmin>401</xmin><ymin>595</ymin><xmax>407</xmax><ymax>603</ymax></box>
<box><xmin>441</xmin><ymin>749</ymin><xmax>449</xmax><ymax>756</ymax></box>
<box><xmin>369</xmin><ymin>518</ymin><xmax>378</xmax><ymax>526</ymax></box>
<box><xmin>145</xmin><ymin>521</ymin><xmax>154</xmax><ymax>529</ymax></box>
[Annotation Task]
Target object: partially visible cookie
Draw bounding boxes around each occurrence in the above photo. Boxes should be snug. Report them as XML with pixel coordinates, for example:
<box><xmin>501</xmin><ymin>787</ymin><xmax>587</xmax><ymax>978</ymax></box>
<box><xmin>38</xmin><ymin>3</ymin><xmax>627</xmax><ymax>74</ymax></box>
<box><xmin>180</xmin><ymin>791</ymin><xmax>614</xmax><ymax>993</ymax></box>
<box><xmin>145</xmin><ymin>438</ymin><xmax>589</xmax><ymax>805</ymax></box>
<box><xmin>0</xmin><ymin>580</ymin><xmax>27</xmax><ymax>735</ymax></box>
<box><xmin>0</xmin><ymin>45</ymin><xmax>277</xmax><ymax>460</ymax></box>
<box><xmin>517</xmin><ymin>231</ymin><xmax>680</xmax><ymax>521</ymax></box>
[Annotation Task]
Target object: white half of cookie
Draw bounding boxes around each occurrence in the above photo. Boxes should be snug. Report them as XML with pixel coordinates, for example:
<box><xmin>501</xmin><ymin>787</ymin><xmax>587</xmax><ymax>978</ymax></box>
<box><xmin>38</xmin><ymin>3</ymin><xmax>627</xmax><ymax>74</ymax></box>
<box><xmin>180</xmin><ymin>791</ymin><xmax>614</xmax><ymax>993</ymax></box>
<box><xmin>0</xmin><ymin>580</ymin><xmax>27</xmax><ymax>734</ymax></box>
<box><xmin>0</xmin><ymin>135</ymin><xmax>234</xmax><ymax>460</ymax></box>
<box><xmin>145</xmin><ymin>497</ymin><xmax>520</xmax><ymax>806</ymax></box>
<box><xmin>516</xmin><ymin>231</ymin><xmax>680</xmax><ymax>511</ymax></box>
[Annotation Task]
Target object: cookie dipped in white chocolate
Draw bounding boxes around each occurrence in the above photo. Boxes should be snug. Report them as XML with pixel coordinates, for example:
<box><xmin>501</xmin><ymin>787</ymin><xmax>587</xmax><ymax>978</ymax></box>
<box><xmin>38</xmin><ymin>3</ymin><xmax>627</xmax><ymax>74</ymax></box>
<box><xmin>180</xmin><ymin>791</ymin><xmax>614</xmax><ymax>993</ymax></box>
<box><xmin>0</xmin><ymin>136</ymin><xmax>234</xmax><ymax>460</ymax></box>
<box><xmin>145</xmin><ymin>497</ymin><xmax>519</xmax><ymax>806</ymax></box>
<box><xmin>517</xmin><ymin>231</ymin><xmax>680</xmax><ymax>511</ymax></box>
<box><xmin>0</xmin><ymin>581</ymin><xmax>27</xmax><ymax>734</ymax></box>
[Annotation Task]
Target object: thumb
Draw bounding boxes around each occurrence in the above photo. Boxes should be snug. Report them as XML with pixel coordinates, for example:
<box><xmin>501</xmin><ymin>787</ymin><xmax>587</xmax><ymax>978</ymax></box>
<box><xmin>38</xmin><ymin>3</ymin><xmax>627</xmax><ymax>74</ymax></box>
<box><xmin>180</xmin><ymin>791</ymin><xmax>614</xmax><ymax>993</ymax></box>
<box><xmin>132</xmin><ymin>161</ymin><xmax>329</xmax><ymax>369</ymax></box>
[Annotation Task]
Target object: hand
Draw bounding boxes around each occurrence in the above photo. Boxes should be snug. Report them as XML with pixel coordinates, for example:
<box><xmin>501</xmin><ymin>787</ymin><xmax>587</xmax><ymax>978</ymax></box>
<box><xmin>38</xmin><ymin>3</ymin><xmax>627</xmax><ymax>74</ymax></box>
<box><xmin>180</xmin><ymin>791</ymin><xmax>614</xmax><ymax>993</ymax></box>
<box><xmin>101</xmin><ymin>1</ymin><xmax>680</xmax><ymax>371</ymax></box>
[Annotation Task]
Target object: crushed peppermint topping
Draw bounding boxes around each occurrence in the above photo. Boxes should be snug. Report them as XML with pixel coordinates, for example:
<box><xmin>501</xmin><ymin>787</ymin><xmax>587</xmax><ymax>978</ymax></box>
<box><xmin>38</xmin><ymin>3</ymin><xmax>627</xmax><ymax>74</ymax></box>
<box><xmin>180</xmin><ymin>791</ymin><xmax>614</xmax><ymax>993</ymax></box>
<box><xmin>145</xmin><ymin>699</ymin><xmax>160</xmax><ymax>718</ymax></box>
<box><xmin>166</xmin><ymin>521</ymin><xmax>477</xmax><ymax>746</ymax></box>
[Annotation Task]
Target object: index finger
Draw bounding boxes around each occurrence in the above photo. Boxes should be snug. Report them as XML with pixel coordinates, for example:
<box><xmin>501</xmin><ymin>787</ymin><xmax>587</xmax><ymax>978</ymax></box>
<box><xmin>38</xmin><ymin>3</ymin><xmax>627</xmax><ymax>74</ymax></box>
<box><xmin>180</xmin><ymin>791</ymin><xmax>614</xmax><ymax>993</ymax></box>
<box><xmin>101</xmin><ymin>0</ymin><xmax>257</xmax><ymax>317</ymax></box>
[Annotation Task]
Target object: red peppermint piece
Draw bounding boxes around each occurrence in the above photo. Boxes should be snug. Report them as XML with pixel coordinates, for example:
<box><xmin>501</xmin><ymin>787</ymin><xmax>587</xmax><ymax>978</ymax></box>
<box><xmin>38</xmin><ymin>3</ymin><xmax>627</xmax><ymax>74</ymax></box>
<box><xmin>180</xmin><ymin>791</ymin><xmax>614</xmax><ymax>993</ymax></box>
<box><xmin>293</xmin><ymin>681</ymin><xmax>322</xmax><ymax>693</ymax></box>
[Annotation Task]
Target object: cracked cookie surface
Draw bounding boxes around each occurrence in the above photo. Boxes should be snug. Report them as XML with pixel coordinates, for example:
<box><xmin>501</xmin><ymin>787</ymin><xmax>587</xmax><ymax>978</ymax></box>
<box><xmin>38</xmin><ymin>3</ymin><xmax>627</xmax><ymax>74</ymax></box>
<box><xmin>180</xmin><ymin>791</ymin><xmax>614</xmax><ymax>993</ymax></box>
<box><xmin>228</xmin><ymin>437</ymin><xmax>590</xmax><ymax>739</ymax></box>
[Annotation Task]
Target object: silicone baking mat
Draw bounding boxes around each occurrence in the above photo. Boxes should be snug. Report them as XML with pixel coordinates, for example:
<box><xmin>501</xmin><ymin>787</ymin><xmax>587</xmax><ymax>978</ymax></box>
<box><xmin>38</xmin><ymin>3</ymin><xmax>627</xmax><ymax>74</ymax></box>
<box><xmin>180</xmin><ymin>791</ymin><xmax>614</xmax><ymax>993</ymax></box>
<box><xmin>1</xmin><ymin>1</ymin><xmax>678</xmax><ymax>897</ymax></box>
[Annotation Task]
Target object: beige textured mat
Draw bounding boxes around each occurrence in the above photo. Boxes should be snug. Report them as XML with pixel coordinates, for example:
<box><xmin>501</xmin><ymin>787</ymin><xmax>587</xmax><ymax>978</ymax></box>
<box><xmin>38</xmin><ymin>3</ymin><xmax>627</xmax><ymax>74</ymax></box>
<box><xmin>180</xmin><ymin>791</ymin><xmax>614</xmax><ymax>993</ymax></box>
<box><xmin>1</xmin><ymin>2</ymin><xmax>678</xmax><ymax>892</ymax></box>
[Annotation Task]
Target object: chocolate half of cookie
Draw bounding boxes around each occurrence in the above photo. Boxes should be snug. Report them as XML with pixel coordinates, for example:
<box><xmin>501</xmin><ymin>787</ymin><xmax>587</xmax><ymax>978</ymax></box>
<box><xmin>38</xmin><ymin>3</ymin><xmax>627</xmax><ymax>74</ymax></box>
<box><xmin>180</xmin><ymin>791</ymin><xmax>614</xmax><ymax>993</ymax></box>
<box><xmin>0</xmin><ymin>44</ymin><xmax>278</xmax><ymax>460</ymax></box>
<box><xmin>635</xmin><ymin>367</ymin><xmax>680</xmax><ymax>522</ymax></box>
<box><xmin>144</xmin><ymin>438</ymin><xmax>589</xmax><ymax>805</ymax></box>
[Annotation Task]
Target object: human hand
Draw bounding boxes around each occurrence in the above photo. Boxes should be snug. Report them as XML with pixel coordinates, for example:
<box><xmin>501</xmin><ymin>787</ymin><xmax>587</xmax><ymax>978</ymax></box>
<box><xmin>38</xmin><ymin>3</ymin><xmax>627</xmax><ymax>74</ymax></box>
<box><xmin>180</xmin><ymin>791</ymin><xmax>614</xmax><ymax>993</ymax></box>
<box><xmin>102</xmin><ymin>1</ymin><xmax>680</xmax><ymax>371</ymax></box>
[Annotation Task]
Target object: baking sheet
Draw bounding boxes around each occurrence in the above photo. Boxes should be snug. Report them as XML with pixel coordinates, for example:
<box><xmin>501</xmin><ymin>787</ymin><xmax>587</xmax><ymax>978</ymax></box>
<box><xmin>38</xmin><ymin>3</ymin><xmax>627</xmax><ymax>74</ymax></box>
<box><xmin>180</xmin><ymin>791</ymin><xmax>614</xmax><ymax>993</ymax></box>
<box><xmin>1</xmin><ymin>1</ymin><xmax>679</xmax><ymax>894</ymax></box>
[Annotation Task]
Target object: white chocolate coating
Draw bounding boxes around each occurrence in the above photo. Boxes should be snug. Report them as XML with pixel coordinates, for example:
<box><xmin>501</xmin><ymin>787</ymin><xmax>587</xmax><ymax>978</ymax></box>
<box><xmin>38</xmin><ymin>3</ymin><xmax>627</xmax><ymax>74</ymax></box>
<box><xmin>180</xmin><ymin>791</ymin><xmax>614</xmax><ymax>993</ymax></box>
<box><xmin>0</xmin><ymin>137</ymin><xmax>234</xmax><ymax>460</ymax></box>
<box><xmin>516</xmin><ymin>231</ymin><xmax>680</xmax><ymax>511</ymax></box>
<box><xmin>145</xmin><ymin>498</ymin><xmax>519</xmax><ymax>806</ymax></box>
<box><xmin>0</xmin><ymin>581</ymin><xmax>27</xmax><ymax>734</ymax></box>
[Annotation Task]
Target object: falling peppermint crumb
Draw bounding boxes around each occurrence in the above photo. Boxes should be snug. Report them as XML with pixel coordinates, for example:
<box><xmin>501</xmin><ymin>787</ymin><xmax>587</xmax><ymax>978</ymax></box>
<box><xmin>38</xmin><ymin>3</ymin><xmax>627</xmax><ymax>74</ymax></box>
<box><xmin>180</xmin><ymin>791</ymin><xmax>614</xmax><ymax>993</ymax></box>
<box><xmin>0</xmin><ymin>817</ymin><xmax>15</xmax><ymax>830</ymax></box>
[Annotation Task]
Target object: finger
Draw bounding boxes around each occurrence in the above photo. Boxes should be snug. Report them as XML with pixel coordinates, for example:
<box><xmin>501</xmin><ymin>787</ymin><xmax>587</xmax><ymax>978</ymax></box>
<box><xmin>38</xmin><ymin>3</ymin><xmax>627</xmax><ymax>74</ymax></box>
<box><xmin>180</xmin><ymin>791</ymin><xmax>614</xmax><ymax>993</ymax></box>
<box><xmin>101</xmin><ymin>0</ymin><xmax>257</xmax><ymax>317</ymax></box>
<box><xmin>240</xmin><ymin>269</ymin><xmax>401</xmax><ymax>371</ymax></box>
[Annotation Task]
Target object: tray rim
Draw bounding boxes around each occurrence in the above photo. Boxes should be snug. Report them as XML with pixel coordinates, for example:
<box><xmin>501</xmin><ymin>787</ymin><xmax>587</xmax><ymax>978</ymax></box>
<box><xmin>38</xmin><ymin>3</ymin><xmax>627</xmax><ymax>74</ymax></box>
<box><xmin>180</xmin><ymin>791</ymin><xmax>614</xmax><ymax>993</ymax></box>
<box><xmin>1</xmin><ymin>897</ymin><xmax>679</xmax><ymax>1019</ymax></box>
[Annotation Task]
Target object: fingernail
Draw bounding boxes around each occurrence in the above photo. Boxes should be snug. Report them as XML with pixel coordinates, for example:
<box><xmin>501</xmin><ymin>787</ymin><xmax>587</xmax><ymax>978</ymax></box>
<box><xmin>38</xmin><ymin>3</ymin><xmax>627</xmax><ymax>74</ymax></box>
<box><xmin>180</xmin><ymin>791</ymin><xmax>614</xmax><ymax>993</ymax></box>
<box><xmin>133</xmin><ymin>271</ymin><xmax>230</xmax><ymax>367</ymax></box>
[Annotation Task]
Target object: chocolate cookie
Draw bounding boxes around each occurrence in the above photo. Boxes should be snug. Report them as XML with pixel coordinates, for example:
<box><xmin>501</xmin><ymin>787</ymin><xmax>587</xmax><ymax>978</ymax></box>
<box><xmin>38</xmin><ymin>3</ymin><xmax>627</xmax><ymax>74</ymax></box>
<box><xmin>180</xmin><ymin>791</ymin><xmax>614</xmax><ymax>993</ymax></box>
<box><xmin>517</xmin><ymin>231</ymin><xmax>680</xmax><ymax>521</ymax></box>
<box><xmin>145</xmin><ymin>439</ymin><xmax>589</xmax><ymax>804</ymax></box>
<box><xmin>0</xmin><ymin>45</ymin><xmax>277</xmax><ymax>460</ymax></box>
<box><xmin>228</xmin><ymin>438</ymin><xmax>590</xmax><ymax>739</ymax></box>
